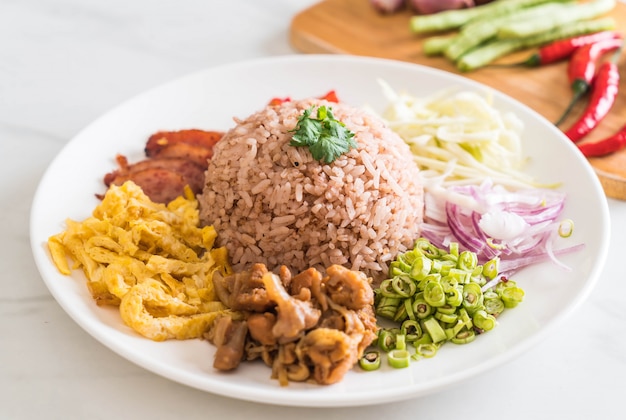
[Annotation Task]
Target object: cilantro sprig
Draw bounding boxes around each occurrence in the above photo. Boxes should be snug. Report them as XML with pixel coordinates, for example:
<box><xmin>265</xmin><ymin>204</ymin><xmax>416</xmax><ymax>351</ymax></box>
<box><xmin>289</xmin><ymin>105</ymin><xmax>357</xmax><ymax>164</ymax></box>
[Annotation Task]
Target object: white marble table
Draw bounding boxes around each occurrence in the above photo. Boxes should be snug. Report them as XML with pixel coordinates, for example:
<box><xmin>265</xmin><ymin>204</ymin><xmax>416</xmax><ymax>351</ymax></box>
<box><xmin>2</xmin><ymin>1</ymin><xmax>625</xmax><ymax>418</ymax></box>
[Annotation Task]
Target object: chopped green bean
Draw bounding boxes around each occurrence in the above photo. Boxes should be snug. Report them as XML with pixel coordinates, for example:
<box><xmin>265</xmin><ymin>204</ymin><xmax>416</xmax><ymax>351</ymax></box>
<box><xmin>484</xmin><ymin>294</ymin><xmax>505</xmax><ymax>316</ymax></box>
<box><xmin>403</xmin><ymin>297</ymin><xmax>416</xmax><ymax>321</ymax></box>
<box><xmin>445</xmin><ymin>286</ymin><xmax>463</xmax><ymax>307</ymax></box>
<box><xmin>401</xmin><ymin>319</ymin><xmax>423</xmax><ymax>342</ymax></box>
<box><xmin>359</xmin><ymin>350</ymin><xmax>381</xmax><ymax>371</ymax></box>
<box><xmin>377</xmin><ymin>329</ymin><xmax>396</xmax><ymax>352</ymax></box>
<box><xmin>449</xmin><ymin>242</ymin><xmax>459</xmax><ymax>258</ymax></box>
<box><xmin>451</xmin><ymin>329</ymin><xmax>476</xmax><ymax>344</ymax></box>
<box><xmin>457</xmin><ymin>250</ymin><xmax>478</xmax><ymax>272</ymax></box>
<box><xmin>559</xmin><ymin>219</ymin><xmax>574</xmax><ymax>238</ymax></box>
<box><xmin>435</xmin><ymin>310</ymin><xmax>458</xmax><ymax>324</ymax></box>
<box><xmin>414</xmin><ymin>238</ymin><xmax>443</xmax><ymax>258</ymax></box>
<box><xmin>445</xmin><ymin>319</ymin><xmax>467</xmax><ymax>340</ymax></box>
<box><xmin>424</xmin><ymin>281</ymin><xmax>446</xmax><ymax>307</ymax></box>
<box><xmin>409</xmin><ymin>0</ymin><xmax>571</xmax><ymax>34</ymax></box>
<box><xmin>388</xmin><ymin>349</ymin><xmax>411</xmax><ymax>369</ymax></box>
<box><xmin>447</xmin><ymin>268</ymin><xmax>471</xmax><ymax>283</ymax></box>
<box><xmin>412</xmin><ymin>293</ymin><xmax>434</xmax><ymax>319</ymax></box>
<box><xmin>482</xmin><ymin>258</ymin><xmax>500</xmax><ymax>280</ymax></box>
<box><xmin>375</xmin><ymin>295</ymin><xmax>401</xmax><ymax>319</ymax></box>
<box><xmin>413</xmin><ymin>333</ymin><xmax>433</xmax><ymax>346</ymax></box>
<box><xmin>420</xmin><ymin>273</ymin><xmax>441</xmax><ymax>288</ymax></box>
<box><xmin>392</xmin><ymin>301</ymin><xmax>408</xmax><ymax>322</ymax></box>
<box><xmin>395</xmin><ymin>333</ymin><xmax>407</xmax><ymax>351</ymax></box>
<box><xmin>392</xmin><ymin>276</ymin><xmax>417</xmax><ymax>298</ymax></box>
<box><xmin>496</xmin><ymin>279</ymin><xmax>518</xmax><ymax>294</ymax></box>
<box><xmin>441</xmin><ymin>276</ymin><xmax>459</xmax><ymax>292</ymax></box>
<box><xmin>473</xmin><ymin>310</ymin><xmax>497</xmax><ymax>331</ymax></box>
<box><xmin>437</xmin><ymin>259</ymin><xmax>456</xmax><ymax>276</ymax></box>
<box><xmin>415</xmin><ymin>343</ymin><xmax>439</xmax><ymax>358</ymax></box>
<box><xmin>370</xmin><ymin>238</ymin><xmax>526</xmax><ymax>366</ymax></box>
<box><xmin>501</xmin><ymin>286</ymin><xmax>525</xmax><ymax>308</ymax></box>
<box><xmin>462</xmin><ymin>282</ymin><xmax>484</xmax><ymax>313</ymax></box>
<box><xmin>458</xmin><ymin>308</ymin><xmax>472</xmax><ymax>328</ymax></box>
<box><xmin>436</xmin><ymin>303</ymin><xmax>457</xmax><ymax>315</ymax></box>
<box><xmin>396</xmin><ymin>252</ymin><xmax>414</xmax><ymax>272</ymax></box>
<box><xmin>410</xmin><ymin>255</ymin><xmax>432</xmax><ymax>280</ymax></box>
<box><xmin>423</xmin><ymin>317</ymin><xmax>447</xmax><ymax>343</ymax></box>
<box><xmin>379</xmin><ymin>278</ymin><xmax>399</xmax><ymax>298</ymax></box>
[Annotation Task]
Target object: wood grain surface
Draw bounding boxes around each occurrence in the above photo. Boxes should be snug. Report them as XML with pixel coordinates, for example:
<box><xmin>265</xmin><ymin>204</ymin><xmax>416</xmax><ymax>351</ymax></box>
<box><xmin>290</xmin><ymin>0</ymin><xmax>626</xmax><ymax>199</ymax></box>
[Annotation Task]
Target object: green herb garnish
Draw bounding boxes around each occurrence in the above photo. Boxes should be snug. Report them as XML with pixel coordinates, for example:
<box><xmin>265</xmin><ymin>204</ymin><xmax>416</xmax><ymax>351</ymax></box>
<box><xmin>289</xmin><ymin>105</ymin><xmax>357</xmax><ymax>164</ymax></box>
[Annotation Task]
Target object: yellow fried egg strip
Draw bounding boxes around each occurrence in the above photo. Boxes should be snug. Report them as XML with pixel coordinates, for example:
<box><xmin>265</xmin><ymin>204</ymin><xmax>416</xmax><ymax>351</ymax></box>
<box><xmin>48</xmin><ymin>181</ymin><xmax>233</xmax><ymax>341</ymax></box>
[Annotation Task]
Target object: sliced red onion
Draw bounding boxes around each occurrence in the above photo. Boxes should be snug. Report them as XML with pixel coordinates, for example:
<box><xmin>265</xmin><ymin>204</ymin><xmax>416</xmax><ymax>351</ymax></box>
<box><xmin>421</xmin><ymin>180</ymin><xmax>583</xmax><ymax>276</ymax></box>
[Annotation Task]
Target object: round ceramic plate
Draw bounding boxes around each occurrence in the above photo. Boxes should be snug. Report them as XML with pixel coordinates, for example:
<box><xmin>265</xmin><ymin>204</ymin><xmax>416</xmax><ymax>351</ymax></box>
<box><xmin>30</xmin><ymin>55</ymin><xmax>610</xmax><ymax>407</ymax></box>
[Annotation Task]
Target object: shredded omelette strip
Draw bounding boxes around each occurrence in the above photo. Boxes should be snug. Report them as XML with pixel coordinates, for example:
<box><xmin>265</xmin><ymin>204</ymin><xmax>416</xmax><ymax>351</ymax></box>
<box><xmin>48</xmin><ymin>181</ymin><xmax>233</xmax><ymax>341</ymax></box>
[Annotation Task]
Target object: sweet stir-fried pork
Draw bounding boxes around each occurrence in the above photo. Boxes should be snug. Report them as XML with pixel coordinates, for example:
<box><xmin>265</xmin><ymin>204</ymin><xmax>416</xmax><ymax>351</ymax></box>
<box><xmin>207</xmin><ymin>316</ymin><xmax>248</xmax><ymax>371</ymax></box>
<box><xmin>207</xmin><ymin>264</ymin><xmax>378</xmax><ymax>385</ymax></box>
<box><xmin>261</xmin><ymin>269</ymin><xmax>322</xmax><ymax>343</ymax></box>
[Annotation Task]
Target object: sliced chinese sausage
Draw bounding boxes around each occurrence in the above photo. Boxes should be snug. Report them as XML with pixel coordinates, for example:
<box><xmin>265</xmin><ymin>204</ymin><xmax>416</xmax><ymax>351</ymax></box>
<box><xmin>145</xmin><ymin>129</ymin><xmax>223</xmax><ymax>158</ymax></box>
<box><xmin>118</xmin><ymin>167</ymin><xmax>188</xmax><ymax>204</ymax></box>
<box><xmin>104</xmin><ymin>156</ymin><xmax>206</xmax><ymax>195</ymax></box>
<box><xmin>145</xmin><ymin>142</ymin><xmax>214</xmax><ymax>168</ymax></box>
<box><xmin>101</xmin><ymin>129</ymin><xmax>223</xmax><ymax>204</ymax></box>
<box><xmin>103</xmin><ymin>154</ymin><xmax>131</xmax><ymax>186</ymax></box>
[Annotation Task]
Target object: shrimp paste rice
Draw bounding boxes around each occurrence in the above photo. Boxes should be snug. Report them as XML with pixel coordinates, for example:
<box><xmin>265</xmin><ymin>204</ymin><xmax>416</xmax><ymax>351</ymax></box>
<box><xmin>199</xmin><ymin>98</ymin><xmax>424</xmax><ymax>282</ymax></box>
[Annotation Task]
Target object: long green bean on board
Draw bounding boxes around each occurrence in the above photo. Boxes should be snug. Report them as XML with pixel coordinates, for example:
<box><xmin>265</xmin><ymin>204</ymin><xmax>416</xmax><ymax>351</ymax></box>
<box><xmin>423</xmin><ymin>35</ymin><xmax>457</xmax><ymax>56</ymax></box>
<box><xmin>411</xmin><ymin>0</ymin><xmax>619</xmax><ymax>71</ymax></box>
<box><xmin>456</xmin><ymin>17</ymin><xmax>616</xmax><ymax>71</ymax></box>
<box><xmin>409</xmin><ymin>0</ymin><xmax>573</xmax><ymax>34</ymax></box>
<box><xmin>444</xmin><ymin>2</ymin><xmax>574</xmax><ymax>61</ymax></box>
<box><xmin>497</xmin><ymin>0</ymin><xmax>617</xmax><ymax>38</ymax></box>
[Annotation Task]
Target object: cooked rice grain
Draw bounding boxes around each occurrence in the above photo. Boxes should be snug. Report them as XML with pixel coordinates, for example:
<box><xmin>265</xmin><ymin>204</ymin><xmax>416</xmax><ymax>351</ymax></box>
<box><xmin>199</xmin><ymin>98</ymin><xmax>424</xmax><ymax>281</ymax></box>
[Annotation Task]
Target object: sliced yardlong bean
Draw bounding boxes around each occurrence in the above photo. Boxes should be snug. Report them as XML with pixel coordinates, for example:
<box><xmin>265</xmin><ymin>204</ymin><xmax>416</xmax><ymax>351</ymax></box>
<box><xmin>372</xmin><ymin>237</ymin><xmax>524</xmax><ymax>366</ymax></box>
<box><xmin>409</xmin><ymin>0</ymin><xmax>572</xmax><ymax>34</ymax></box>
<box><xmin>456</xmin><ymin>17</ymin><xmax>616</xmax><ymax>71</ymax></box>
<box><xmin>497</xmin><ymin>0</ymin><xmax>617</xmax><ymax>39</ymax></box>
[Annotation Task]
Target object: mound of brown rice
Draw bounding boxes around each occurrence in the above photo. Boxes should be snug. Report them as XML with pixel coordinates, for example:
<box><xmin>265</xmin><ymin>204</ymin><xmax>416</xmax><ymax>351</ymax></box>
<box><xmin>198</xmin><ymin>97</ymin><xmax>424</xmax><ymax>281</ymax></box>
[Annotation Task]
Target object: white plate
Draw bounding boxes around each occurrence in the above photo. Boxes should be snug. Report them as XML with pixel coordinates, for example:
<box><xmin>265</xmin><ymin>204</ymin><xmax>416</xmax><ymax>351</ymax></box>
<box><xmin>30</xmin><ymin>55</ymin><xmax>610</xmax><ymax>407</ymax></box>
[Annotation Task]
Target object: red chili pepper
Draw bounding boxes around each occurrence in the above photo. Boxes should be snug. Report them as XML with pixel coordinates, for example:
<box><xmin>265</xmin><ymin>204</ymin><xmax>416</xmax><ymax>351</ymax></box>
<box><xmin>523</xmin><ymin>31</ymin><xmax>623</xmax><ymax>67</ymax></box>
<box><xmin>555</xmin><ymin>38</ymin><xmax>624</xmax><ymax>126</ymax></box>
<box><xmin>268</xmin><ymin>96</ymin><xmax>291</xmax><ymax>106</ymax></box>
<box><xmin>319</xmin><ymin>90</ymin><xmax>340</xmax><ymax>103</ymax></box>
<box><xmin>268</xmin><ymin>90</ymin><xmax>339</xmax><ymax>106</ymax></box>
<box><xmin>491</xmin><ymin>31</ymin><xmax>623</xmax><ymax>68</ymax></box>
<box><xmin>564</xmin><ymin>45</ymin><xmax>622</xmax><ymax>143</ymax></box>
<box><xmin>578</xmin><ymin>123</ymin><xmax>626</xmax><ymax>157</ymax></box>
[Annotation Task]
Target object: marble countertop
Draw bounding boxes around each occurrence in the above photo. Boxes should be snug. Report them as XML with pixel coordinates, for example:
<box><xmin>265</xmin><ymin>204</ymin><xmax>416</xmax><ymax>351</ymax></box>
<box><xmin>2</xmin><ymin>1</ymin><xmax>625</xmax><ymax>418</ymax></box>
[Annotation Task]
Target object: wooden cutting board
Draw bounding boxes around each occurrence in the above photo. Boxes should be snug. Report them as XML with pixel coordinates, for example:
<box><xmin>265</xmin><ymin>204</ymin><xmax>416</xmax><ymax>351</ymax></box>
<box><xmin>290</xmin><ymin>0</ymin><xmax>626</xmax><ymax>200</ymax></box>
